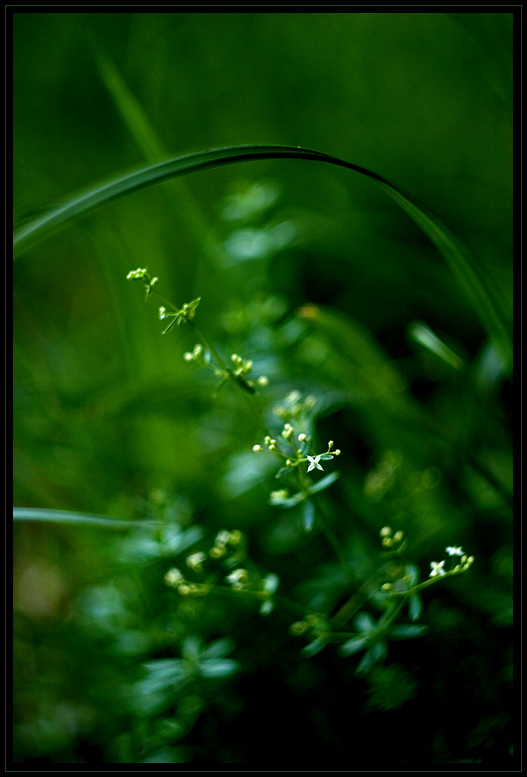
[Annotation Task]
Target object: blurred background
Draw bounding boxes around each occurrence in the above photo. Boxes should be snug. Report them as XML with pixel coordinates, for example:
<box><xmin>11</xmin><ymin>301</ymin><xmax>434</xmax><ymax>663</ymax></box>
<box><xmin>13</xmin><ymin>12</ymin><xmax>514</xmax><ymax>766</ymax></box>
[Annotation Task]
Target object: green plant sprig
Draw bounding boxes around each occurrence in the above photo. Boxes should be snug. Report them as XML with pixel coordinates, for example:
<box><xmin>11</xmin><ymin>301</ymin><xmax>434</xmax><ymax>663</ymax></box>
<box><xmin>126</xmin><ymin>268</ymin><xmax>269</xmax><ymax>435</ymax></box>
<box><xmin>127</xmin><ymin>269</ymin><xmax>345</xmax><ymax>565</ymax></box>
<box><xmin>293</xmin><ymin>530</ymin><xmax>475</xmax><ymax>670</ymax></box>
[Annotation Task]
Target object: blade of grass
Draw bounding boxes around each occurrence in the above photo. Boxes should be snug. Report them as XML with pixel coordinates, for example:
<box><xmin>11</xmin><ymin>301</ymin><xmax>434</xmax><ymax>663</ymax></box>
<box><xmin>93</xmin><ymin>45</ymin><xmax>225</xmax><ymax>270</ymax></box>
<box><xmin>13</xmin><ymin>507</ymin><xmax>157</xmax><ymax>529</ymax></box>
<box><xmin>13</xmin><ymin>144</ymin><xmax>512</xmax><ymax>369</ymax></box>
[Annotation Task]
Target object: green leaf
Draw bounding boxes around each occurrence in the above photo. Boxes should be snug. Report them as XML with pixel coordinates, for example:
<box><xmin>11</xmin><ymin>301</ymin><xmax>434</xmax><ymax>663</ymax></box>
<box><xmin>12</xmin><ymin>507</ymin><xmax>156</xmax><ymax>530</ymax></box>
<box><xmin>308</xmin><ymin>471</ymin><xmax>340</xmax><ymax>494</ymax></box>
<box><xmin>200</xmin><ymin>638</ymin><xmax>236</xmax><ymax>661</ymax></box>
<box><xmin>13</xmin><ymin>143</ymin><xmax>511</xmax><ymax>369</ymax></box>
<box><xmin>408</xmin><ymin>321</ymin><xmax>464</xmax><ymax>370</ymax></box>
<box><xmin>271</xmin><ymin>491</ymin><xmax>305</xmax><ymax>508</ymax></box>
<box><xmin>141</xmin><ymin>659</ymin><xmax>190</xmax><ymax>690</ymax></box>
<box><xmin>140</xmin><ymin>748</ymin><xmax>186</xmax><ymax>764</ymax></box>
<box><xmin>301</xmin><ymin>500</ymin><xmax>316</xmax><ymax>532</ymax></box>
<box><xmin>275</xmin><ymin>465</ymin><xmax>296</xmax><ymax>478</ymax></box>
<box><xmin>405</xmin><ymin>563</ymin><xmax>420</xmax><ymax>587</ymax></box>
<box><xmin>354</xmin><ymin>612</ymin><xmax>376</xmax><ymax>632</ymax></box>
<box><xmin>338</xmin><ymin>635</ymin><xmax>370</xmax><ymax>656</ymax></box>
<box><xmin>198</xmin><ymin>659</ymin><xmax>240</xmax><ymax>679</ymax></box>
<box><xmin>259</xmin><ymin>598</ymin><xmax>275</xmax><ymax>616</ymax></box>
<box><xmin>408</xmin><ymin>593</ymin><xmax>423</xmax><ymax>622</ymax></box>
<box><xmin>389</xmin><ymin>624</ymin><xmax>428</xmax><ymax>639</ymax></box>
<box><xmin>356</xmin><ymin>641</ymin><xmax>388</xmax><ymax>675</ymax></box>
<box><xmin>301</xmin><ymin>637</ymin><xmax>328</xmax><ymax>658</ymax></box>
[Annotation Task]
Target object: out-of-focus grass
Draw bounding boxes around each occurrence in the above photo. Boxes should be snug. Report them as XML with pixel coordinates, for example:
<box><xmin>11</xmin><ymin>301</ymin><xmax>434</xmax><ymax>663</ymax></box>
<box><xmin>13</xmin><ymin>12</ymin><xmax>514</xmax><ymax>766</ymax></box>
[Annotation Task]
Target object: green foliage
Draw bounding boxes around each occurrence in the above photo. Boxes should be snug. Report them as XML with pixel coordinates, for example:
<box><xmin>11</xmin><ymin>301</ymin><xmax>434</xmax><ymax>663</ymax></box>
<box><xmin>13</xmin><ymin>12</ymin><xmax>513</xmax><ymax>767</ymax></box>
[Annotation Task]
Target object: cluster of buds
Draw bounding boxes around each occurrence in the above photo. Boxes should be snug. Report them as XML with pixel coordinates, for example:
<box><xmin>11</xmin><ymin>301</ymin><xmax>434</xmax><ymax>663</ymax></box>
<box><xmin>183</xmin><ymin>343</ymin><xmax>207</xmax><ymax>365</ymax></box>
<box><xmin>164</xmin><ymin>530</ymin><xmax>247</xmax><ymax>597</ymax></box>
<box><xmin>289</xmin><ymin>613</ymin><xmax>330</xmax><ymax>640</ymax></box>
<box><xmin>158</xmin><ymin>297</ymin><xmax>201</xmax><ymax>333</ymax></box>
<box><xmin>229</xmin><ymin>353</ymin><xmax>269</xmax><ymax>392</ymax></box>
<box><xmin>208</xmin><ymin>529</ymin><xmax>245</xmax><ymax>563</ymax></box>
<box><xmin>164</xmin><ymin>567</ymin><xmax>210</xmax><ymax>597</ymax></box>
<box><xmin>163</xmin><ymin>531</ymin><xmax>279</xmax><ymax>615</ymax></box>
<box><xmin>273</xmin><ymin>390</ymin><xmax>317</xmax><ymax>423</ymax></box>
<box><xmin>126</xmin><ymin>267</ymin><xmax>159</xmax><ymax>301</ymax></box>
<box><xmin>430</xmin><ymin>546</ymin><xmax>475</xmax><ymax>578</ymax></box>
<box><xmin>225</xmin><ymin>568</ymin><xmax>251</xmax><ymax>589</ymax></box>
<box><xmin>224</xmin><ymin>568</ymin><xmax>280</xmax><ymax>615</ymax></box>
<box><xmin>380</xmin><ymin>526</ymin><xmax>406</xmax><ymax>550</ymax></box>
<box><xmin>253</xmin><ymin>424</ymin><xmax>340</xmax><ymax>477</ymax></box>
<box><xmin>269</xmin><ymin>488</ymin><xmax>289</xmax><ymax>505</ymax></box>
<box><xmin>182</xmin><ymin>348</ymin><xmax>269</xmax><ymax>396</ymax></box>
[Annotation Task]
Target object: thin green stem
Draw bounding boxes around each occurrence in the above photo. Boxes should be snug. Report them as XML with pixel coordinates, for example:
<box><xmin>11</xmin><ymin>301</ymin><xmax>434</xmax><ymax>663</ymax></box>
<box><xmin>390</xmin><ymin>567</ymin><xmax>469</xmax><ymax>597</ymax></box>
<box><xmin>311</xmin><ymin>495</ymin><xmax>351</xmax><ymax>579</ymax></box>
<box><xmin>377</xmin><ymin>594</ymin><xmax>408</xmax><ymax>632</ymax></box>
<box><xmin>330</xmin><ymin>572</ymin><xmax>386</xmax><ymax>629</ymax></box>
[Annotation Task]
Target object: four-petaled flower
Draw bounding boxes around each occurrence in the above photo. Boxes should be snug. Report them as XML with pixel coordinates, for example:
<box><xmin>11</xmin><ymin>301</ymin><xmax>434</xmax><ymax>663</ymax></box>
<box><xmin>307</xmin><ymin>455</ymin><xmax>324</xmax><ymax>472</ymax></box>
<box><xmin>430</xmin><ymin>560</ymin><xmax>446</xmax><ymax>577</ymax></box>
<box><xmin>446</xmin><ymin>546</ymin><xmax>464</xmax><ymax>557</ymax></box>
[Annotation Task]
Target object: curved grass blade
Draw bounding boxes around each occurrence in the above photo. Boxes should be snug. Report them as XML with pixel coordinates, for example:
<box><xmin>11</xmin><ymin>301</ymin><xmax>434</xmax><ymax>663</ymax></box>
<box><xmin>13</xmin><ymin>507</ymin><xmax>157</xmax><ymax>530</ymax></box>
<box><xmin>408</xmin><ymin>321</ymin><xmax>464</xmax><ymax>370</ymax></box>
<box><xmin>93</xmin><ymin>44</ymin><xmax>226</xmax><ymax>270</ymax></box>
<box><xmin>13</xmin><ymin>144</ymin><xmax>512</xmax><ymax>368</ymax></box>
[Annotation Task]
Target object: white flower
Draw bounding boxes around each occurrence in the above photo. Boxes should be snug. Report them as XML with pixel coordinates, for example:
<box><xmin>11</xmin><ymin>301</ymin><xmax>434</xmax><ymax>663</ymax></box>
<box><xmin>430</xmin><ymin>560</ymin><xmax>446</xmax><ymax>577</ymax></box>
<box><xmin>186</xmin><ymin>552</ymin><xmax>206</xmax><ymax>570</ymax></box>
<box><xmin>214</xmin><ymin>530</ymin><xmax>231</xmax><ymax>546</ymax></box>
<box><xmin>226</xmin><ymin>568</ymin><xmax>249</xmax><ymax>585</ymax></box>
<box><xmin>164</xmin><ymin>568</ymin><xmax>184</xmax><ymax>587</ymax></box>
<box><xmin>446</xmin><ymin>546</ymin><xmax>464</xmax><ymax>557</ymax></box>
<box><xmin>307</xmin><ymin>455</ymin><xmax>324</xmax><ymax>472</ymax></box>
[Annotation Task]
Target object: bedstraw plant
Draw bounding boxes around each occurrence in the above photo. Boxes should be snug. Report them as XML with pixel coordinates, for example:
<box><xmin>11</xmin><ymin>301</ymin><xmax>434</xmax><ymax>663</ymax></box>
<box><xmin>14</xmin><ymin>141</ymin><xmax>511</xmax><ymax>766</ymax></box>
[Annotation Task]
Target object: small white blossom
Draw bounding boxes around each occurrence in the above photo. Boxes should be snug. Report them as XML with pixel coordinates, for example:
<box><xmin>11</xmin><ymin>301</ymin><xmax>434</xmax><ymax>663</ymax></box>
<box><xmin>164</xmin><ymin>568</ymin><xmax>185</xmax><ymax>587</ymax></box>
<box><xmin>270</xmin><ymin>489</ymin><xmax>289</xmax><ymax>500</ymax></box>
<box><xmin>307</xmin><ymin>455</ymin><xmax>324</xmax><ymax>472</ymax></box>
<box><xmin>430</xmin><ymin>560</ymin><xmax>446</xmax><ymax>577</ymax></box>
<box><xmin>226</xmin><ymin>568</ymin><xmax>249</xmax><ymax>585</ymax></box>
<box><xmin>186</xmin><ymin>552</ymin><xmax>206</xmax><ymax>570</ymax></box>
<box><xmin>446</xmin><ymin>546</ymin><xmax>464</xmax><ymax>557</ymax></box>
<box><xmin>215</xmin><ymin>530</ymin><xmax>231</xmax><ymax>546</ymax></box>
<box><xmin>126</xmin><ymin>267</ymin><xmax>148</xmax><ymax>280</ymax></box>
<box><xmin>261</xmin><ymin>573</ymin><xmax>279</xmax><ymax>594</ymax></box>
